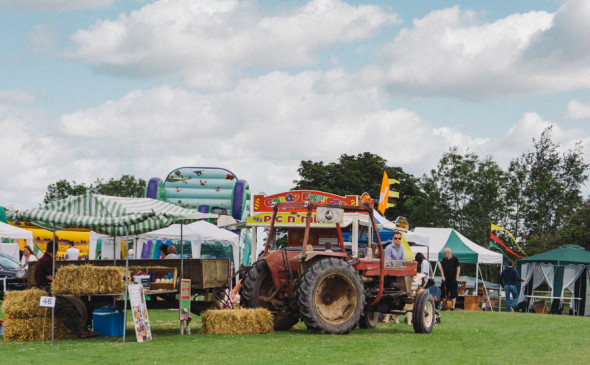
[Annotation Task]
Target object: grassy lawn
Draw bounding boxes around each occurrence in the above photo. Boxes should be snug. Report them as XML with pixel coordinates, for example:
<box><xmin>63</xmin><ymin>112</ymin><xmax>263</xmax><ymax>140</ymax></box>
<box><xmin>1</xmin><ymin>302</ymin><xmax>589</xmax><ymax>365</ymax></box>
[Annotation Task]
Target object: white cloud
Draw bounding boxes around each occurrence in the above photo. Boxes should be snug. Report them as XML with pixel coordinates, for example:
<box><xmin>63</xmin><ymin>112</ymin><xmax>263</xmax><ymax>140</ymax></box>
<box><xmin>372</xmin><ymin>0</ymin><xmax>590</xmax><ymax>99</ymax></box>
<box><xmin>67</xmin><ymin>0</ymin><xmax>398</xmax><ymax>88</ymax></box>
<box><xmin>56</xmin><ymin>72</ymin><xmax>538</xmax><ymax>196</ymax></box>
<box><xmin>27</xmin><ymin>24</ymin><xmax>58</xmax><ymax>56</ymax></box>
<box><xmin>0</xmin><ymin>0</ymin><xmax>116</xmax><ymax>13</ymax></box>
<box><xmin>4</xmin><ymin>71</ymin><xmax>590</xmax><ymax>210</ymax></box>
<box><xmin>0</xmin><ymin>105</ymin><xmax>65</xmax><ymax>208</ymax></box>
<box><xmin>565</xmin><ymin>100</ymin><xmax>590</xmax><ymax>120</ymax></box>
<box><xmin>0</xmin><ymin>90</ymin><xmax>37</xmax><ymax>104</ymax></box>
<box><xmin>475</xmin><ymin>112</ymin><xmax>590</xmax><ymax>169</ymax></box>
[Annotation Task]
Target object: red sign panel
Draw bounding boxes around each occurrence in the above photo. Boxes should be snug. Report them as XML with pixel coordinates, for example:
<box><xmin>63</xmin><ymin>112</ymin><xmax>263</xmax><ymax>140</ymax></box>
<box><xmin>253</xmin><ymin>190</ymin><xmax>360</xmax><ymax>213</ymax></box>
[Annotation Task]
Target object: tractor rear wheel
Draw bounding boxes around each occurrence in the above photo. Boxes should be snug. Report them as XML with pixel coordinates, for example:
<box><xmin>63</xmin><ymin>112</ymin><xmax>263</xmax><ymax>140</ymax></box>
<box><xmin>412</xmin><ymin>291</ymin><xmax>435</xmax><ymax>334</ymax></box>
<box><xmin>298</xmin><ymin>258</ymin><xmax>364</xmax><ymax>334</ymax></box>
<box><xmin>358</xmin><ymin>312</ymin><xmax>378</xmax><ymax>329</ymax></box>
<box><xmin>240</xmin><ymin>260</ymin><xmax>299</xmax><ymax>330</ymax></box>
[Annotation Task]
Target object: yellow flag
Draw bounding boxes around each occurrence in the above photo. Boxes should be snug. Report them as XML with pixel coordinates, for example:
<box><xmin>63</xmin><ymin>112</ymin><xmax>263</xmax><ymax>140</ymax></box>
<box><xmin>378</xmin><ymin>171</ymin><xmax>390</xmax><ymax>215</ymax></box>
<box><xmin>491</xmin><ymin>224</ymin><xmax>527</xmax><ymax>257</ymax></box>
<box><xmin>401</xmin><ymin>232</ymin><xmax>414</xmax><ymax>260</ymax></box>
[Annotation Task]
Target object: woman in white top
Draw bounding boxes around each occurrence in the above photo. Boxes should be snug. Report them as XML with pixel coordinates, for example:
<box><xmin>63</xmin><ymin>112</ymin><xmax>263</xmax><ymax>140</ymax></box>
<box><xmin>415</xmin><ymin>252</ymin><xmax>431</xmax><ymax>276</ymax></box>
<box><xmin>19</xmin><ymin>245</ymin><xmax>38</xmax><ymax>277</ymax></box>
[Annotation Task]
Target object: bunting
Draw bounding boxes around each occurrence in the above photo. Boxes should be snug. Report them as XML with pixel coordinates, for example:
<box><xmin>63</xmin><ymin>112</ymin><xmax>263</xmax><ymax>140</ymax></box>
<box><xmin>491</xmin><ymin>223</ymin><xmax>527</xmax><ymax>256</ymax></box>
<box><xmin>489</xmin><ymin>241</ymin><xmax>511</xmax><ymax>261</ymax></box>
<box><xmin>490</xmin><ymin>232</ymin><xmax>524</xmax><ymax>259</ymax></box>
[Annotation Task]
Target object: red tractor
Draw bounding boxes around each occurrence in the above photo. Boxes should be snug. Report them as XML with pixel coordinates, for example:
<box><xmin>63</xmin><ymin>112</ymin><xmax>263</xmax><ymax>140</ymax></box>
<box><xmin>240</xmin><ymin>197</ymin><xmax>436</xmax><ymax>334</ymax></box>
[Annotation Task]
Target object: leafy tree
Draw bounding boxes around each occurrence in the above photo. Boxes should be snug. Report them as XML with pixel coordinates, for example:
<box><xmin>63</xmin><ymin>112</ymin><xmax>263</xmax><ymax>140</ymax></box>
<box><xmin>92</xmin><ymin>175</ymin><xmax>147</xmax><ymax>198</ymax></box>
<box><xmin>293</xmin><ymin>152</ymin><xmax>419</xmax><ymax>222</ymax></box>
<box><xmin>405</xmin><ymin>174</ymin><xmax>450</xmax><ymax>228</ymax></box>
<box><xmin>413</xmin><ymin>148</ymin><xmax>505</xmax><ymax>241</ymax></box>
<box><xmin>507</xmin><ymin>127</ymin><xmax>589</xmax><ymax>253</ymax></box>
<box><xmin>44</xmin><ymin>175</ymin><xmax>147</xmax><ymax>204</ymax></box>
<box><xmin>463</xmin><ymin>156</ymin><xmax>506</xmax><ymax>245</ymax></box>
<box><xmin>44</xmin><ymin>180</ymin><xmax>88</xmax><ymax>204</ymax></box>
<box><xmin>556</xmin><ymin>199</ymin><xmax>590</xmax><ymax>250</ymax></box>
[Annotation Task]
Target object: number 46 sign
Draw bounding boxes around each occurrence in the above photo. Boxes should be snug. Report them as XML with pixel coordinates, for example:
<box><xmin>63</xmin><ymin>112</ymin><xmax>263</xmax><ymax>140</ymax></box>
<box><xmin>39</xmin><ymin>296</ymin><xmax>56</xmax><ymax>308</ymax></box>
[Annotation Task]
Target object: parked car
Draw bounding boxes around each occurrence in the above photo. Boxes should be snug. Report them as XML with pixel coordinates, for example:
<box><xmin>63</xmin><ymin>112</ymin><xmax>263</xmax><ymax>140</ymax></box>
<box><xmin>0</xmin><ymin>253</ymin><xmax>27</xmax><ymax>300</ymax></box>
<box><xmin>0</xmin><ymin>253</ymin><xmax>20</xmax><ymax>278</ymax></box>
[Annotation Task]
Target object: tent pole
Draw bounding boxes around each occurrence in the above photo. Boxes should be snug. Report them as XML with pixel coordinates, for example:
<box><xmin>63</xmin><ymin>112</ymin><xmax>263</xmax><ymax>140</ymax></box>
<box><xmin>122</xmin><ymin>225</ymin><xmax>133</xmax><ymax>344</ymax></box>
<box><xmin>51</xmin><ymin>224</ymin><xmax>56</xmax><ymax>343</ymax></box>
<box><xmin>251</xmin><ymin>227</ymin><xmax>257</xmax><ymax>264</ymax></box>
<box><xmin>475</xmin><ymin>263</ymin><xmax>479</xmax><ymax>298</ymax></box>
<box><xmin>123</xmin><ymin>247</ymin><xmax>128</xmax><ymax>344</ymax></box>
<box><xmin>479</xmin><ymin>266</ymin><xmax>493</xmax><ymax>312</ymax></box>
<box><xmin>181</xmin><ymin>224</ymin><xmax>184</xmax><ymax>279</ymax></box>
<box><xmin>352</xmin><ymin>218</ymin><xmax>359</xmax><ymax>257</ymax></box>
<box><xmin>112</xmin><ymin>233</ymin><xmax>116</xmax><ymax>265</ymax></box>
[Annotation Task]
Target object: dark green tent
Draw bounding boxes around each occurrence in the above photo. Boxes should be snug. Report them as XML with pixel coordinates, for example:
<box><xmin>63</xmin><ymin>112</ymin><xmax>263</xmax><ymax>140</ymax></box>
<box><xmin>518</xmin><ymin>244</ymin><xmax>590</xmax><ymax>315</ymax></box>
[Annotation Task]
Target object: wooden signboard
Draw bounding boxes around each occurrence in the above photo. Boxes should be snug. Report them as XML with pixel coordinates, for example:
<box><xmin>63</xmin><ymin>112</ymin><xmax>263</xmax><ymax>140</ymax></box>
<box><xmin>128</xmin><ymin>284</ymin><xmax>153</xmax><ymax>342</ymax></box>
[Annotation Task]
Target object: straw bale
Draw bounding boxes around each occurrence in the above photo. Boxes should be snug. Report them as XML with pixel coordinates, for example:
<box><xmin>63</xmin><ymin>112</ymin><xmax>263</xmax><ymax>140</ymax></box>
<box><xmin>201</xmin><ymin>308</ymin><xmax>274</xmax><ymax>334</ymax></box>
<box><xmin>52</xmin><ymin>265</ymin><xmax>126</xmax><ymax>295</ymax></box>
<box><xmin>2</xmin><ymin>289</ymin><xmax>50</xmax><ymax>319</ymax></box>
<box><xmin>4</xmin><ymin>317</ymin><xmax>68</xmax><ymax>341</ymax></box>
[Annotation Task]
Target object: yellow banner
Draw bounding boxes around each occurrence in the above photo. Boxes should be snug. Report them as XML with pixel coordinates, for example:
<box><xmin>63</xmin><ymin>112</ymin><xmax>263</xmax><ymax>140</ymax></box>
<box><xmin>401</xmin><ymin>232</ymin><xmax>414</xmax><ymax>260</ymax></box>
<box><xmin>247</xmin><ymin>212</ymin><xmax>335</xmax><ymax>227</ymax></box>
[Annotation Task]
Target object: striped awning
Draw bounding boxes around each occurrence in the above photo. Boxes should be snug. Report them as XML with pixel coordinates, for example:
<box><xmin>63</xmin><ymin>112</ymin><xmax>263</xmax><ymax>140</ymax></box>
<box><xmin>6</xmin><ymin>193</ymin><xmax>217</xmax><ymax>236</ymax></box>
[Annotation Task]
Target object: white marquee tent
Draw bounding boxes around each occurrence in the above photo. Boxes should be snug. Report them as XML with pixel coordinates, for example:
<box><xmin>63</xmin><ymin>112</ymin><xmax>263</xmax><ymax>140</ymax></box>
<box><xmin>140</xmin><ymin>220</ymin><xmax>240</xmax><ymax>266</ymax></box>
<box><xmin>89</xmin><ymin>220</ymin><xmax>241</xmax><ymax>265</ymax></box>
<box><xmin>0</xmin><ymin>222</ymin><xmax>35</xmax><ymax>260</ymax></box>
<box><xmin>411</xmin><ymin>227</ymin><xmax>502</xmax><ymax>264</ymax></box>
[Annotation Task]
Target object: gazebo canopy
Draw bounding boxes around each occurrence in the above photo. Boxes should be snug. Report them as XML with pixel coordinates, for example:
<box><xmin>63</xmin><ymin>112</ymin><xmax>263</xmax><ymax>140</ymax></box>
<box><xmin>517</xmin><ymin>244</ymin><xmax>590</xmax><ymax>315</ymax></box>
<box><xmin>519</xmin><ymin>244</ymin><xmax>590</xmax><ymax>265</ymax></box>
<box><xmin>6</xmin><ymin>193</ymin><xmax>217</xmax><ymax>235</ymax></box>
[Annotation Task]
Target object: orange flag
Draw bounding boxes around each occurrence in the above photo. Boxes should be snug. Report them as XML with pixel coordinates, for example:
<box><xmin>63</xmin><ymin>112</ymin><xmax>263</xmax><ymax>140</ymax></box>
<box><xmin>378</xmin><ymin>172</ymin><xmax>389</xmax><ymax>214</ymax></box>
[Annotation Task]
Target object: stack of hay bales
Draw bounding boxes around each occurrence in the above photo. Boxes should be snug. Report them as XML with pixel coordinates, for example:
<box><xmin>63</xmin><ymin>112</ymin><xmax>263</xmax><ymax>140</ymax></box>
<box><xmin>201</xmin><ymin>308</ymin><xmax>274</xmax><ymax>334</ymax></box>
<box><xmin>2</xmin><ymin>289</ymin><xmax>67</xmax><ymax>341</ymax></box>
<box><xmin>52</xmin><ymin>265</ymin><xmax>125</xmax><ymax>295</ymax></box>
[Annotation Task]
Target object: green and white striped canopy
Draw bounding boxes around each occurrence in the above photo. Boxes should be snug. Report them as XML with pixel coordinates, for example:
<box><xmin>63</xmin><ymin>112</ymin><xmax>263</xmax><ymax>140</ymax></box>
<box><xmin>6</xmin><ymin>193</ymin><xmax>217</xmax><ymax>236</ymax></box>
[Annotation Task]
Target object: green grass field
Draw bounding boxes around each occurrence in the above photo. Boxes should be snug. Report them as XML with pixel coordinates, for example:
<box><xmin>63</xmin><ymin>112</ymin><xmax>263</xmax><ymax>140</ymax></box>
<box><xmin>1</xmin><ymin>304</ymin><xmax>589</xmax><ymax>365</ymax></box>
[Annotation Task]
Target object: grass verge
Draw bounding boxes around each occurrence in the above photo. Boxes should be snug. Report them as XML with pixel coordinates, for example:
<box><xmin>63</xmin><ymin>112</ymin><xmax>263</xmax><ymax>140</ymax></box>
<box><xmin>1</xmin><ymin>303</ymin><xmax>589</xmax><ymax>364</ymax></box>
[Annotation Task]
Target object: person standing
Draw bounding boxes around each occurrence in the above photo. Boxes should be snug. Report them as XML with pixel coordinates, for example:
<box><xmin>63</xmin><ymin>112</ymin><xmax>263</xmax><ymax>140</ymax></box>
<box><xmin>500</xmin><ymin>260</ymin><xmax>525</xmax><ymax>312</ymax></box>
<box><xmin>65</xmin><ymin>241</ymin><xmax>80</xmax><ymax>260</ymax></box>
<box><xmin>441</xmin><ymin>248</ymin><xmax>460</xmax><ymax>310</ymax></box>
<box><xmin>384</xmin><ymin>231</ymin><xmax>405</xmax><ymax>260</ymax></box>
<box><xmin>19</xmin><ymin>245</ymin><xmax>38</xmax><ymax>278</ymax></box>
<box><xmin>35</xmin><ymin>241</ymin><xmax>57</xmax><ymax>290</ymax></box>
<box><xmin>415</xmin><ymin>252</ymin><xmax>430</xmax><ymax>276</ymax></box>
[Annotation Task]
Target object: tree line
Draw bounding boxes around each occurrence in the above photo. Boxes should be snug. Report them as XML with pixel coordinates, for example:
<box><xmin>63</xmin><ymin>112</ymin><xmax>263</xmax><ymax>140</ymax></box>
<box><xmin>293</xmin><ymin>127</ymin><xmax>590</xmax><ymax>256</ymax></box>
<box><xmin>44</xmin><ymin>127</ymin><xmax>589</xmax><ymax>257</ymax></box>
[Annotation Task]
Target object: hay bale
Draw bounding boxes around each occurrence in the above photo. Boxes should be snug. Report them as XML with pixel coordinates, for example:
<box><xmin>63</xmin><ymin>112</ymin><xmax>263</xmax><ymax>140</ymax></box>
<box><xmin>4</xmin><ymin>317</ymin><xmax>68</xmax><ymax>341</ymax></box>
<box><xmin>52</xmin><ymin>265</ymin><xmax>125</xmax><ymax>295</ymax></box>
<box><xmin>2</xmin><ymin>289</ymin><xmax>50</xmax><ymax>318</ymax></box>
<box><xmin>201</xmin><ymin>308</ymin><xmax>274</xmax><ymax>334</ymax></box>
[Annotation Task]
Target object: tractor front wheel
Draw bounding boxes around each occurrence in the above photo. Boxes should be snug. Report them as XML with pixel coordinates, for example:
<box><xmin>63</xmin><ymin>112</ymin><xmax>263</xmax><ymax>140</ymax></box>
<box><xmin>298</xmin><ymin>258</ymin><xmax>364</xmax><ymax>334</ymax></box>
<box><xmin>412</xmin><ymin>291</ymin><xmax>435</xmax><ymax>334</ymax></box>
<box><xmin>240</xmin><ymin>260</ymin><xmax>299</xmax><ymax>330</ymax></box>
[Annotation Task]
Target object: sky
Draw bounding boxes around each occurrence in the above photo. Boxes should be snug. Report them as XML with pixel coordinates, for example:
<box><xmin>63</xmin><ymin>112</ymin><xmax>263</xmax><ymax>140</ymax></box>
<box><xmin>1</xmin><ymin>0</ymin><xmax>590</xmax><ymax>210</ymax></box>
